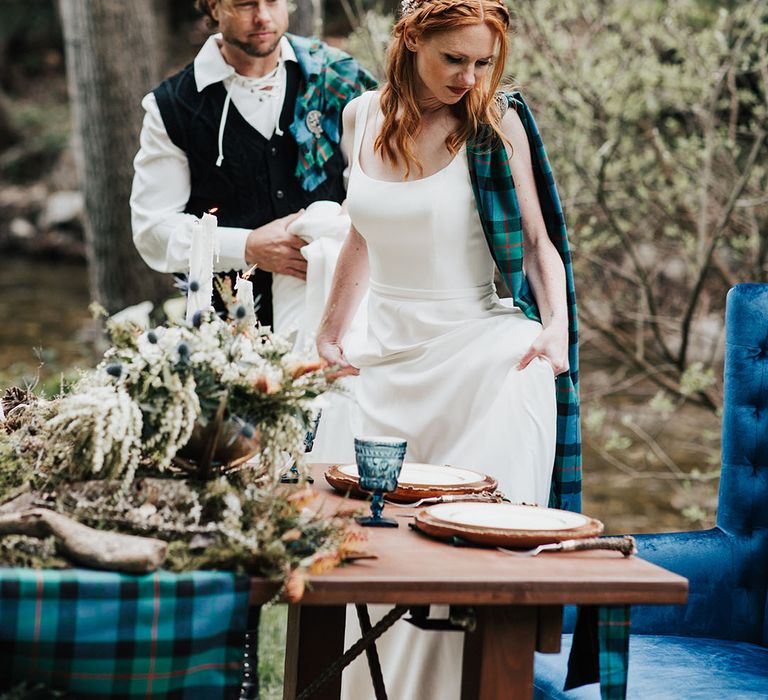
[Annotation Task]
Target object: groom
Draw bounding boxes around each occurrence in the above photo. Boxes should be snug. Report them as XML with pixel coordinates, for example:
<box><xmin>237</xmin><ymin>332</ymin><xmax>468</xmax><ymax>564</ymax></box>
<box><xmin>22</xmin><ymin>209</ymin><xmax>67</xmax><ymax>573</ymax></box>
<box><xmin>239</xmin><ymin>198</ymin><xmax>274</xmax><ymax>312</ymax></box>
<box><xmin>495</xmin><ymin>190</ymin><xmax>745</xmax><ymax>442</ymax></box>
<box><xmin>130</xmin><ymin>0</ymin><xmax>375</xmax><ymax>326</ymax></box>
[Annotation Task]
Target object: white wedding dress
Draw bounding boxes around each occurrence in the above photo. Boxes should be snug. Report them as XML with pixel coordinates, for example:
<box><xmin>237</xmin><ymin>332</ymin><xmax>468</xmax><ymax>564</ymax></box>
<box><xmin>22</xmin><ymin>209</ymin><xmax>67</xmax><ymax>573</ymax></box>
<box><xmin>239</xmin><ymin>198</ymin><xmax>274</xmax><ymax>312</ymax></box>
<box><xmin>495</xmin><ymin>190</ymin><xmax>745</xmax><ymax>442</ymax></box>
<box><xmin>340</xmin><ymin>91</ymin><xmax>557</xmax><ymax>699</ymax></box>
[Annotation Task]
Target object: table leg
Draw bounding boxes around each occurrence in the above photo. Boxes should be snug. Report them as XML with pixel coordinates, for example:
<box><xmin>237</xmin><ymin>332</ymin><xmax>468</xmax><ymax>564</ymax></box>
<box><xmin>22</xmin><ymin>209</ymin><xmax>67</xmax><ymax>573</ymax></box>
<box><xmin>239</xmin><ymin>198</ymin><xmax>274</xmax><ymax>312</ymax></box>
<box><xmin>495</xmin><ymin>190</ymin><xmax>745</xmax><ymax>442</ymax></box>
<box><xmin>461</xmin><ymin>606</ymin><xmax>540</xmax><ymax>700</ymax></box>
<box><xmin>283</xmin><ymin>604</ymin><xmax>346</xmax><ymax>700</ymax></box>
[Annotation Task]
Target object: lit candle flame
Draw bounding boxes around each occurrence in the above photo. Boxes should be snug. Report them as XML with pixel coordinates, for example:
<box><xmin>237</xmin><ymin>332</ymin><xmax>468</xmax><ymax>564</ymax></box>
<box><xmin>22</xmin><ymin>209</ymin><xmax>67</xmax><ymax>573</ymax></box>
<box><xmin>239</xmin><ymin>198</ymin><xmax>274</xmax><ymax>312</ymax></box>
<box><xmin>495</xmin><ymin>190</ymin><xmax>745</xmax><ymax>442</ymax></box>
<box><xmin>208</xmin><ymin>207</ymin><xmax>219</xmax><ymax>215</ymax></box>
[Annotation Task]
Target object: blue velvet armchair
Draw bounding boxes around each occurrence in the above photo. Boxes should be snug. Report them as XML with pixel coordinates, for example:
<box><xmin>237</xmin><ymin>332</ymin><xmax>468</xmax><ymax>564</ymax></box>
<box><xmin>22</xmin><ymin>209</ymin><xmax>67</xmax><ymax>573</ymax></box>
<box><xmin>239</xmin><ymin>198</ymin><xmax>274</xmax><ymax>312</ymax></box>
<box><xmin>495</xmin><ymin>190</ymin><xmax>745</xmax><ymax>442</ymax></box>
<box><xmin>535</xmin><ymin>283</ymin><xmax>768</xmax><ymax>699</ymax></box>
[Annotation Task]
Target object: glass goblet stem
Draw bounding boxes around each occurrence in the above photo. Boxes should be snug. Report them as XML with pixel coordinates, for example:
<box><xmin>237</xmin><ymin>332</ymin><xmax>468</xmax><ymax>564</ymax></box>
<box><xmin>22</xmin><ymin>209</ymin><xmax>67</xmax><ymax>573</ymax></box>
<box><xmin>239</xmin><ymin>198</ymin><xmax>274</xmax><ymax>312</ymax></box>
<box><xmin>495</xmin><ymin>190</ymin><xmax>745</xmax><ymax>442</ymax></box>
<box><xmin>370</xmin><ymin>489</ymin><xmax>385</xmax><ymax>522</ymax></box>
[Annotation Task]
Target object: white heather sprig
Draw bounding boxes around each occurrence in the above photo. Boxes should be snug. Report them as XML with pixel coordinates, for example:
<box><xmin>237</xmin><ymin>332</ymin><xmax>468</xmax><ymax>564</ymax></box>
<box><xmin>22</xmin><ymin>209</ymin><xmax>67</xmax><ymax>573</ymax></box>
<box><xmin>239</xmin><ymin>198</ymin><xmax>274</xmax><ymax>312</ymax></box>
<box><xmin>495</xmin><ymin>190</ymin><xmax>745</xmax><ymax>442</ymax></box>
<box><xmin>46</xmin><ymin>385</ymin><xmax>143</xmax><ymax>480</ymax></box>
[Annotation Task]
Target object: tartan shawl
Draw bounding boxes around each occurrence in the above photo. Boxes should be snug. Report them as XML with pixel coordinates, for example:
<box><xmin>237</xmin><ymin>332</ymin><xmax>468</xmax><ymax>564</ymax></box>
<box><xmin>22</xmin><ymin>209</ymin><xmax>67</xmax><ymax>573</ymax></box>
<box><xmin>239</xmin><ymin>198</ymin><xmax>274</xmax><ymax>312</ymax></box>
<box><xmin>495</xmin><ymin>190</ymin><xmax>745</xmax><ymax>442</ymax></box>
<box><xmin>288</xmin><ymin>34</ymin><xmax>377</xmax><ymax>192</ymax></box>
<box><xmin>0</xmin><ymin>568</ymin><xmax>251</xmax><ymax>699</ymax></box>
<box><xmin>468</xmin><ymin>94</ymin><xmax>631</xmax><ymax>700</ymax></box>
<box><xmin>467</xmin><ymin>91</ymin><xmax>582</xmax><ymax>514</ymax></box>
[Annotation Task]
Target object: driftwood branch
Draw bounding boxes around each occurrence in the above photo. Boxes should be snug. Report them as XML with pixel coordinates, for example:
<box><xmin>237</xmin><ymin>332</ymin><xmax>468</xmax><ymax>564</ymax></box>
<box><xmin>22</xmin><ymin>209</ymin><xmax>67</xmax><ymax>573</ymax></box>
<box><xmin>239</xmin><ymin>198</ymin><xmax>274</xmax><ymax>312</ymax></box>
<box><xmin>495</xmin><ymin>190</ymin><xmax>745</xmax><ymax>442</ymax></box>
<box><xmin>0</xmin><ymin>508</ymin><xmax>167</xmax><ymax>573</ymax></box>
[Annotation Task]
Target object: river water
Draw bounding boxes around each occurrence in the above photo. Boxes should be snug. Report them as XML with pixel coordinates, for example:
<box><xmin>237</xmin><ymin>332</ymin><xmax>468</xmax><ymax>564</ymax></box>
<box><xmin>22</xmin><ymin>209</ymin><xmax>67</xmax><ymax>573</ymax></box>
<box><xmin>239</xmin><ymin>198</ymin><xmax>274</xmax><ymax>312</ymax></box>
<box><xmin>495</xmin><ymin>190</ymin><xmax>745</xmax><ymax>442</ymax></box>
<box><xmin>0</xmin><ymin>255</ymin><xmax>719</xmax><ymax>534</ymax></box>
<box><xmin>0</xmin><ymin>255</ymin><xmax>96</xmax><ymax>384</ymax></box>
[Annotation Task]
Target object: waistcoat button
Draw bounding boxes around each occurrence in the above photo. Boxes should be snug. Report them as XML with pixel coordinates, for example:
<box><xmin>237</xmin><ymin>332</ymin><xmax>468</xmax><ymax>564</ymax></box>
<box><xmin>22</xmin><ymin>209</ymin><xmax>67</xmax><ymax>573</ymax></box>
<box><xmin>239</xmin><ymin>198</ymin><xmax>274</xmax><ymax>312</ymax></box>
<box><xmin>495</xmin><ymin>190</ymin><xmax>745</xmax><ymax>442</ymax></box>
<box><xmin>275</xmin><ymin>189</ymin><xmax>285</xmax><ymax>199</ymax></box>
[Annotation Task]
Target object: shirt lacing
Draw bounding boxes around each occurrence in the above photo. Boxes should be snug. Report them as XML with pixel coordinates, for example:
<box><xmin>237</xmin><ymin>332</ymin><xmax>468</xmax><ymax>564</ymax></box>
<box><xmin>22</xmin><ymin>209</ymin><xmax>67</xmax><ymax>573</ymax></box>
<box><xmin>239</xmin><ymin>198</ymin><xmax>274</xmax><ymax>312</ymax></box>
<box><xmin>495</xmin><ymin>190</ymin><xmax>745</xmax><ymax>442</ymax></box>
<box><xmin>217</xmin><ymin>59</ymin><xmax>286</xmax><ymax>167</ymax></box>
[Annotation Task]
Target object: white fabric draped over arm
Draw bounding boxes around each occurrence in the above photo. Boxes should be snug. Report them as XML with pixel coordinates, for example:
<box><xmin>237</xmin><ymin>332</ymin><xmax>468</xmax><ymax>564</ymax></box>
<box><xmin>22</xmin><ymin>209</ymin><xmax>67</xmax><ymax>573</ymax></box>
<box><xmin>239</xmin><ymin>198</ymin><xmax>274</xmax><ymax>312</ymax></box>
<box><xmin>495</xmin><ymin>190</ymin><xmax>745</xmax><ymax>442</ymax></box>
<box><xmin>271</xmin><ymin>201</ymin><xmax>366</xmax><ymax>464</ymax></box>
<box><xmin>272</xmin><ymin>201</ymin><xmax>367</xmax><ymax>350</ymax></box>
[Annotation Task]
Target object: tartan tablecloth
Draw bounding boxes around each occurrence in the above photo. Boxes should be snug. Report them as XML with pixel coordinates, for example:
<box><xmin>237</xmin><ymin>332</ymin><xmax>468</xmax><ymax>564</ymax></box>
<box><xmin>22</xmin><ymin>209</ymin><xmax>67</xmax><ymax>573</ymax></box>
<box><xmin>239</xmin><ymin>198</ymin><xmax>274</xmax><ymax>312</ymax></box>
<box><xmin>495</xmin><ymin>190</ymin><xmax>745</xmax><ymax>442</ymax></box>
<box><xmin>0</xmin><ymin>565</ymin><xmax>630</xmax><ymax>699</ymax></box>
<box><xmin>0</xmin><ymin>568</ymin><xmax>251</xmax><ymax>699</ymax></box>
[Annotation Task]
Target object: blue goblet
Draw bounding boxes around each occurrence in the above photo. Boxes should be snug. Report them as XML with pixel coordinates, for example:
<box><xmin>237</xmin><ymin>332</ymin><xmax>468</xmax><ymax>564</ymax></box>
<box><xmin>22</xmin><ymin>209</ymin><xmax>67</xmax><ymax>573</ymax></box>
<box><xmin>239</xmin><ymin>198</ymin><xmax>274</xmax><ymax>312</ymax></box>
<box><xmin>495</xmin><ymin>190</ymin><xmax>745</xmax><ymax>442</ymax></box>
<box><xmin>354</xmin><ymin>436</ymin><xmax>407</xmax><ymax>528</ymax></box>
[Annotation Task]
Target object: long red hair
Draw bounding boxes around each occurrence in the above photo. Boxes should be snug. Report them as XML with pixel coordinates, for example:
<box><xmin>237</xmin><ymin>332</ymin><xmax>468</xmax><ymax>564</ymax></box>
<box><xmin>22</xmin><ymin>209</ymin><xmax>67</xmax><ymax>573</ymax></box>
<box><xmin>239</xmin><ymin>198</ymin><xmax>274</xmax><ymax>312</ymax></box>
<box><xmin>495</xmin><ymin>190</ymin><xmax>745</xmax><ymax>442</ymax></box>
<box><xmin>375</xmin><ymin>0</ymin><xmax>511</xmax><ymax>178</ymax></box>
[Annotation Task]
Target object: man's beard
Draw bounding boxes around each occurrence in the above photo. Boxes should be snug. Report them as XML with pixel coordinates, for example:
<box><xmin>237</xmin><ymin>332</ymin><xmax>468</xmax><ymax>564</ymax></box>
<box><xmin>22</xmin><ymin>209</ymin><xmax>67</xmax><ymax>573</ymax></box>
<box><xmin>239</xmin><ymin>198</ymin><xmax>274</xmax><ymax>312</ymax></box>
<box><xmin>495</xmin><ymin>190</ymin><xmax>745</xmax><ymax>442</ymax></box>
<box><xmin>225</xmin><ymin>34</ymin><xmax>281</xmax><ymax>58</ymax></box>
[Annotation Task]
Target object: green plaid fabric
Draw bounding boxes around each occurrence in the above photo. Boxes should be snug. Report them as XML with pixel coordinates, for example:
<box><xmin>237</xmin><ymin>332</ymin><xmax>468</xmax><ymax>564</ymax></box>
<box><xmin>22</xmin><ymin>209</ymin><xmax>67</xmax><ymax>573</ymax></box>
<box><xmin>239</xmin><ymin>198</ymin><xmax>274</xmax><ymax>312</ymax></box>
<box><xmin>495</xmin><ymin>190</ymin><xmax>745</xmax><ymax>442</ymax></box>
<box><xmin>597</xmin><ymin>605</ymin><xmax>631</xmax><ymax>699</ymax></box>
<box><xmin>0</xmin><ymin>568</ymin><xmax>251</xmax><ymax>699</ymax></box>
<box><xmin>468</xmin><ymin>94</ymin><xmax>630</xmax><ymax>698</ymax></box>
<box><xmin>288</xmin><ymin>34</ymin><xmax>377</xmax><ymax>192</ymax></box>
<box><xmin>467</xmin><ymin>91</ymin><xmax>581</xmax><ymax>514</ymax></box>
<box><xmin>566</xmin><ymin>604</ymin><xmax>632</xmax><ymax>699</ymax></box>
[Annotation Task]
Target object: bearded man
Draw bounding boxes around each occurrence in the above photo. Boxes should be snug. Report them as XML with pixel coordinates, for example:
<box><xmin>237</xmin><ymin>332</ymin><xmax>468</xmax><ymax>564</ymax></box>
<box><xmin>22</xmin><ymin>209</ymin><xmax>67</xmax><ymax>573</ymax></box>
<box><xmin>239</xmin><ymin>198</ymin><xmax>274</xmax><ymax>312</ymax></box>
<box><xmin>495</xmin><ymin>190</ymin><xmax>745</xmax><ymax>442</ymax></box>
<box><xmin>131</xmin><ymin>0</ymin><xmax>375</xmax><ymax>326</ymax></box>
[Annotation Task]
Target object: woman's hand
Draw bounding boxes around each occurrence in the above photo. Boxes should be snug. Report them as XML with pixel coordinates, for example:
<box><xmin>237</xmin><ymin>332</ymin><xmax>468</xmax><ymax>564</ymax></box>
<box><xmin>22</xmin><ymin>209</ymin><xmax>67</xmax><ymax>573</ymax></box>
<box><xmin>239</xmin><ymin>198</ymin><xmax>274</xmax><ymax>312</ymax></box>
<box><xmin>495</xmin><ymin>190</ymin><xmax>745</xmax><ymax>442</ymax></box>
<box><xmin>517</xmin><ymin>324</ymin><xmax>569</xmax><ymax>376</ymax></box>
<box><xmin>317</xmin><ymin>337</ymin><xmax>360</xmax><ymax>380</ymax></box>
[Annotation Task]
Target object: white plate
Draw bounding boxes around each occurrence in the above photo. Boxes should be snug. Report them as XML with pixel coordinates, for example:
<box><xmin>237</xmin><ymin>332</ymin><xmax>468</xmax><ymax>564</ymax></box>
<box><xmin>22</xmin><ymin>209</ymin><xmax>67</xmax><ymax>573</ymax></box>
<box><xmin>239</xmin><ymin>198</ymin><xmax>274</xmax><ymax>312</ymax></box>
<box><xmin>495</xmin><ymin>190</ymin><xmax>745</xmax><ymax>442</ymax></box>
<box><xmin>338</xmin><ymin>462</ymin><xmax>486</xmax><ymax>486</ymax></box>
<box><xmin>425</xmin><ymin>502</ymin><xmax>591</xmax><ymax>531</ymax></box>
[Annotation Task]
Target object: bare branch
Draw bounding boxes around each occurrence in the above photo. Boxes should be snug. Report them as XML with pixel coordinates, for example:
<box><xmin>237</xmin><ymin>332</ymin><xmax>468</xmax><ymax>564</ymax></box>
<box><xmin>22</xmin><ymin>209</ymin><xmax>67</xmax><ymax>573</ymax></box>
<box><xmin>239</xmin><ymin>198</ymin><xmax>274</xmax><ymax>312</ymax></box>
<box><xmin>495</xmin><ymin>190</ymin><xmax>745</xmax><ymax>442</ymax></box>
<box><xmin>677</xmin><ymin>127</ymin><xmax>768</xmax><ymax>369</ymax></box>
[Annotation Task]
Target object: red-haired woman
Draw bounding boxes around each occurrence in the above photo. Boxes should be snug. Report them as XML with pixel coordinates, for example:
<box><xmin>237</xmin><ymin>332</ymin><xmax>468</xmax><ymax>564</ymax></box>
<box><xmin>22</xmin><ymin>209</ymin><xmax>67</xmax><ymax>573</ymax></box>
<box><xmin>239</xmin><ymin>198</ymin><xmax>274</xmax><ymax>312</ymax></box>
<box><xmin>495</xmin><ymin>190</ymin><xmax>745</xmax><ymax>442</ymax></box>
<box><xmin>317</xmin><ymin>1</ymin><xmax>575</xmax><ymax>695</ymax></box>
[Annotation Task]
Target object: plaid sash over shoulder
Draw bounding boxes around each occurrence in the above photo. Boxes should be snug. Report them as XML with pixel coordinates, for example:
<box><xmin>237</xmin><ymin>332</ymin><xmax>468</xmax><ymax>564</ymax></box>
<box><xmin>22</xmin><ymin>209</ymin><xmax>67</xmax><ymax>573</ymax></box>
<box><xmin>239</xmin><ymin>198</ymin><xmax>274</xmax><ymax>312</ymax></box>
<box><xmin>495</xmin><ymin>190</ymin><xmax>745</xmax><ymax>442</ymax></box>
<box><xmin>289</xmin><ymin>35</ymin><xmax>377</xmax><ymax>192</ymax></box>
<box><xmin>467</xmin><ymin>91</ymin><xmax>581</xmax><ymax>514</ymax></box>
<box><xmin>0</xmin><ymin>568</ymin><xmax>251</xmax><ymax>699</ymax></box>
<box><xmin>468</xmin><ymin>93</ymin><xmax>631</xmax><ymax>699</ymax></box>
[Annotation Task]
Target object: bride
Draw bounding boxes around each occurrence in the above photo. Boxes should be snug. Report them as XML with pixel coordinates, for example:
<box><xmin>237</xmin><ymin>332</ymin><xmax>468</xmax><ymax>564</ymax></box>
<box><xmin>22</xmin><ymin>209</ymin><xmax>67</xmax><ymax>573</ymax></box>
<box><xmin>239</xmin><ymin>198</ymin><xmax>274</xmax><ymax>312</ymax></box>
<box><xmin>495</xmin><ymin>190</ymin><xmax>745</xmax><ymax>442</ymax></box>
<box><xmin>317</xmin><ymin>0</ymin><xmax>580</xmax><ymax>697</ymax></box>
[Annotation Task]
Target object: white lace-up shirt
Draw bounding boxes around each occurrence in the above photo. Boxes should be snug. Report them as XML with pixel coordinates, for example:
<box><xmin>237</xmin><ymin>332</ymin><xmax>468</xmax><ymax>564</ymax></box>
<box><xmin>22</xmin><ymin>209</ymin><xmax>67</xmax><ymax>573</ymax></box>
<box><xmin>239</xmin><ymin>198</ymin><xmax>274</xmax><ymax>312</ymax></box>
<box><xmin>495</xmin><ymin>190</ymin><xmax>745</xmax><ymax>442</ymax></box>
<box><xmin>130</xmin><ymin>34</ymin><xmax>298</xmax><ymax>274</ymax></box>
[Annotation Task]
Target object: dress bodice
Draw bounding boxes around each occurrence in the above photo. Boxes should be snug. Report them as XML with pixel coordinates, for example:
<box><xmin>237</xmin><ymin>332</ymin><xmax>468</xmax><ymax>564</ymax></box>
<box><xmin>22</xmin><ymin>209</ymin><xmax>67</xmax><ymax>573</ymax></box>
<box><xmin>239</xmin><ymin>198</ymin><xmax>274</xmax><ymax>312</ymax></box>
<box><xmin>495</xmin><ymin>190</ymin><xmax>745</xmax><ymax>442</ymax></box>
<box><xmin>346</xmin><ymin>91</ymin><xmax>496</xmax><ymax>292</ymax></box>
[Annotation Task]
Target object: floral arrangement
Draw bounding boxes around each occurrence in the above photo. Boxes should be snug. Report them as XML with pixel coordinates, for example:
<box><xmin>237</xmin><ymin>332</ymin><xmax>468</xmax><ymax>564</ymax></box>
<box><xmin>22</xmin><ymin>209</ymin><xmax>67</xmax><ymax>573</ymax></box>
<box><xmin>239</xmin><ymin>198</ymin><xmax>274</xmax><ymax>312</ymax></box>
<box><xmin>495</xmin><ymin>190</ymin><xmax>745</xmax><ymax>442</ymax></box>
<box><xmin>0</xmin><ymin>307</ymin><xmax>366</xmax><ymax>598</ymax></box>
<box><xmin>16</xmin><ymin>307</ymin><xmax>330</xmax><ymax>483</ymax></box>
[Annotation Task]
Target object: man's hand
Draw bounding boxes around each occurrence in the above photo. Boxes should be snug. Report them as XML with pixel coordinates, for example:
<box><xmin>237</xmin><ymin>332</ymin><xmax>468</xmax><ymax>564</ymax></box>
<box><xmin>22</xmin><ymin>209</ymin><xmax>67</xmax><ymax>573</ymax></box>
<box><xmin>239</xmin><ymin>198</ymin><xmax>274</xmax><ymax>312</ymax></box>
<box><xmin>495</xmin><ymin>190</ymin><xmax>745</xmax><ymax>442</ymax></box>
<box><xmin>245</xmin><ymin>210</ymin><xmax>307</xmax><ymax>280</ymax></box>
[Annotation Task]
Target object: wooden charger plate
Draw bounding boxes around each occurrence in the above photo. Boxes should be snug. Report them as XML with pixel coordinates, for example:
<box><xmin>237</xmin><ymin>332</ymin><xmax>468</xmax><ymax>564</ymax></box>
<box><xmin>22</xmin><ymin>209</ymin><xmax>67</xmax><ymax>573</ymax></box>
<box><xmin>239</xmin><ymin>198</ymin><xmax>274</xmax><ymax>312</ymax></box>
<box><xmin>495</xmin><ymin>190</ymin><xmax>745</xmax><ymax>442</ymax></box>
<box><xmin>324</xmin><ymin>462</ymin><xmax>498</xmax><ymax>503</ymax></box>
<box><xmin>414</xmin><ymin>502</ymin><xmax>604</xmax><ymax>547</ymax></box>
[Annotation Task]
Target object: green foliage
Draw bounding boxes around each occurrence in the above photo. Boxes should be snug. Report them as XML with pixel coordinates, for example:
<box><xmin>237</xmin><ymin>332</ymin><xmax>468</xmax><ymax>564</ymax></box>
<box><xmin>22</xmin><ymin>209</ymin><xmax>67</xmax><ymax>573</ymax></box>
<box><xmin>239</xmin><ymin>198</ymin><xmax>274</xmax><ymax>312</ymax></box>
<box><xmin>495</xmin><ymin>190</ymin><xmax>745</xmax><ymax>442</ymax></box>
<box><xmin>0</xmin><ymin>431</ymin><xmax>30</xmax><ymax>502</ymax></box>
<box><xmin>0</xmin><ymin>100</ymin><xmax>69</xmax><ymax>183</ymax></box>
<box><xmin>0</xmin><ymin>536</ymin><xmax>67</xmax><ymax>569</ymax></box>
<box><xmin>343</xmin><ymin>5</ymin><xmax>394</xmax><ymax>79</ymax></box>
<box><xmin>680</xmin><ymin>361</ymin><xmax>717</xmax><ymax>395</ymax></box>
<box><xmin>259</xmin><ymin>605</ymin><xmax>288</xmax><ymax>699</ymax></box>
<box><xmin>508</xmin><ymin>0</ymin><xmax>767</xmax><ymax>409</ymax></box>
<box><xmin>649</xmin><ymin>391</ymin><xmax>676</xmax><ymax>419</ymax></box>
<box><xmin>604</xmin><ymin>429</ymin><xmax>633</xmax><ymax>452</ymax></box>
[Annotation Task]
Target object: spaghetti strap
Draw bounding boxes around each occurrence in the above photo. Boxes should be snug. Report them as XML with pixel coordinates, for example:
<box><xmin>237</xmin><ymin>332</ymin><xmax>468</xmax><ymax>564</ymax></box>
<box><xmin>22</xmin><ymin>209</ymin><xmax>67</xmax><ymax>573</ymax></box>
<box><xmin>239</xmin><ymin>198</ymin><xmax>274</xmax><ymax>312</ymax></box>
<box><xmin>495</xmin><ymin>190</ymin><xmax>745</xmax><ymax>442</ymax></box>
<box><xmin>352</xmin><ymin>90</ymin><xmax>377</xmax><ymax>169</ymax></box>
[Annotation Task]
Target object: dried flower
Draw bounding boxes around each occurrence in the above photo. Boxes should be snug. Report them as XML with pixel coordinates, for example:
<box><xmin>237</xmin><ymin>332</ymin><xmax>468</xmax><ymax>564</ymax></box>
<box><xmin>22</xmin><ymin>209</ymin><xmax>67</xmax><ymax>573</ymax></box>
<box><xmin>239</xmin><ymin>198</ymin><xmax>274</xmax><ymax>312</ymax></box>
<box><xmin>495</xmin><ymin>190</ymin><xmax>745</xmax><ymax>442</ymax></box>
<box><xmin>338</xmin><ymin>526</ymin><xmax>369</xmax><ymax>559</ymax></box>
<box><xmin>307</xmin><ymin>551</ymin><xmax>341</xmax><ymax>575</ymax></box>
<box><xmin>287</xmin><ymin>486</ymin><xmax>317</xmax><ymax>510</ymax></box>
<box><xmin>285</xmin><ymin>569</ymin><xmax>306</xmax><ymax>602</ymax></box>
<box><xmin>288</xmin><ymin>359</ymin><xmax>325</xmax><ymax>379</ymax></box>
<box><xmin>281</xmin><ymin>528</ymin><xmax>302</xmax><ymax>543</ymax></box>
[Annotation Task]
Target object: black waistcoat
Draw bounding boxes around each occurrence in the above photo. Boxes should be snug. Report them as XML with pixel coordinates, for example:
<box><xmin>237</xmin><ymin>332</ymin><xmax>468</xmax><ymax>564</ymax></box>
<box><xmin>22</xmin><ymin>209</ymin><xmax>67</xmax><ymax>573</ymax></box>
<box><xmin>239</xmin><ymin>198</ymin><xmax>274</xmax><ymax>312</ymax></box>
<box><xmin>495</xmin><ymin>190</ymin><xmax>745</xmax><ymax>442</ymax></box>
<box><xmin>153</xmin><ymin>60</ymin><xmax>346</xmax><ymax>327</ymax></box>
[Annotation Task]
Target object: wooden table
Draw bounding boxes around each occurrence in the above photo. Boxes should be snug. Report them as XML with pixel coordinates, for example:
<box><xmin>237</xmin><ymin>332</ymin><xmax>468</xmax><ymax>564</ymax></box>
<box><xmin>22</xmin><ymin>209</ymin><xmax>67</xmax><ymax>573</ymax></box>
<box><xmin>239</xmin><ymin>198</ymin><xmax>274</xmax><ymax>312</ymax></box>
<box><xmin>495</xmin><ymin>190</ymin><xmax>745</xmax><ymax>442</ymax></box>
<box><xmin>250</xmin><ymin>465</ymin><xmax>688</xmax><ymax>700</ymax></box>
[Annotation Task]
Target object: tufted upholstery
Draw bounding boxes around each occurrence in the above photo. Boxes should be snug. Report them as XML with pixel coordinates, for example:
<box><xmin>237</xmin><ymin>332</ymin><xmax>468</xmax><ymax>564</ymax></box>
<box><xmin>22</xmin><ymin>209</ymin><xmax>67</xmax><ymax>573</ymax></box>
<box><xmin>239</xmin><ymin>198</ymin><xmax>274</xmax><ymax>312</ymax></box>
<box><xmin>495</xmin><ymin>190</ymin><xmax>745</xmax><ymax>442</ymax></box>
<box><xmin>535</xmin><ymin>284</ymin><xmax>768</xmax><ymax>697</ymax></box>
<box><xmin>534</xmin><ymin>634</ymin><xmax>768</xmax><ymax>699</ymax></box>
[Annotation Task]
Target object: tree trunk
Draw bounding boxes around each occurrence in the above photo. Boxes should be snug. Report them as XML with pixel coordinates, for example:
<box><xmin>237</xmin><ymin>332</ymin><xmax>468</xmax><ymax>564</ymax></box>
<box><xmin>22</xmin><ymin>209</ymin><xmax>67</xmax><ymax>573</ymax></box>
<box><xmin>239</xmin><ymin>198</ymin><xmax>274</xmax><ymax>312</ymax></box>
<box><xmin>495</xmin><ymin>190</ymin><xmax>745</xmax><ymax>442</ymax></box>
<box><xmin>289</xmin><ymin>0</ymin><xmax>323</xmax><ymax>38</ymax></box>
<box><xmin>0</xmin><ymin>88</ymin><xmax>19</xmax><ymax>151</ymax></box>
<box><xmin>58</xmin><ymin>0</ymin><xmax>172</xmax><ymax>313</ymax></box>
